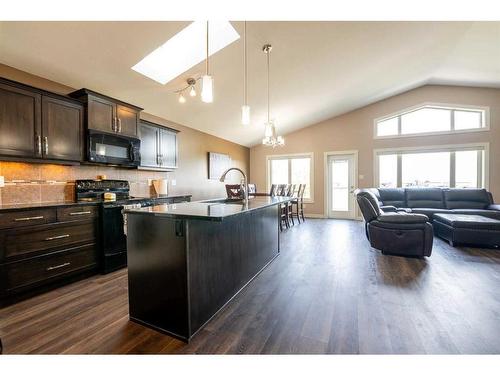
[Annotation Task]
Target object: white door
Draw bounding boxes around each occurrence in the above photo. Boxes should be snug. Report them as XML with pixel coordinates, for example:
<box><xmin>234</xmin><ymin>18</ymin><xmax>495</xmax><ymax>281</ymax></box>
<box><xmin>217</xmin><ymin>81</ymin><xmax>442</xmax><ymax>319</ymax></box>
<box><xmin>327</xmin><ymin>153</ymin><xmax>357</xmax><ymax>219</ymax></box>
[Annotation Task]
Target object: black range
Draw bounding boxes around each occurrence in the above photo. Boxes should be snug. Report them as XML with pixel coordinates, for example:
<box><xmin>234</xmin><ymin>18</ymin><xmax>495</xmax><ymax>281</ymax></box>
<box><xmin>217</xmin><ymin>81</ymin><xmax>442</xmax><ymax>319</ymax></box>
<box><xmin>75</xmin><ymin>179</ymin><xmax>191</xmax><ymax>273</ymax></box>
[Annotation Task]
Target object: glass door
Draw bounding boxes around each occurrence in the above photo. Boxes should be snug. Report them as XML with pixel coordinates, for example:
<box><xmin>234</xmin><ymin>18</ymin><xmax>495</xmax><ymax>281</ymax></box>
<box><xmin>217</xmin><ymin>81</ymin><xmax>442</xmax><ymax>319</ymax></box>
<box><xmin>327</xmin><ymin>153</ymin><xmax>356</xmax><ymax>219</ymax></box>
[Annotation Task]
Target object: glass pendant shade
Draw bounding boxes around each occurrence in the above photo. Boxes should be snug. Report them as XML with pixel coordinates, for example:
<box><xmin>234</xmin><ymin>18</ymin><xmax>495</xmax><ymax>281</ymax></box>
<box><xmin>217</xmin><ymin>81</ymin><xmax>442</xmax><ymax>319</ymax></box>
<box><xmin>241</xmin><ymin>105</ymin><xmax>250</xmax><ymax>125</ymax></box>
<box><xmin>264</xmin><ymin>122</ymin><xmax>274</xmax><ymax>137</ymax></box>
<box><xmin>189</xmin><ymin>85</ymin><xmax>196</xmax><ymax>97</ymax></box>
<box><xmin>201</xmin><ymin>75</ymin><xmax>213</xmax><ymax>103</ymax></box>
<box><xmin>178</xmin><ymin>92</ymin><xmax>186</xmax><ymax>103</ymax></box>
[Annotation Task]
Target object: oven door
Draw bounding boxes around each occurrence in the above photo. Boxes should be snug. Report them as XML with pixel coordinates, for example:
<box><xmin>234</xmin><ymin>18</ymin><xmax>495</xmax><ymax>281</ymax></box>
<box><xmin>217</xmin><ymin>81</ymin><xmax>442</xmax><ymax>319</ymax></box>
<box><xmin>88</xmin><ymin>130</ymin><xmax>141</xmax><ymax>167</ymax></box>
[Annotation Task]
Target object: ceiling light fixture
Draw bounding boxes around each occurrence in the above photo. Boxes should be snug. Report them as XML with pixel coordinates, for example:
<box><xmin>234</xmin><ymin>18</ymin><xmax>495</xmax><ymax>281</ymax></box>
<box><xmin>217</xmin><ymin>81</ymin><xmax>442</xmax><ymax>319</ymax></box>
<box><xmin>175</xmin><ymin>77</ymin><xmax>198</xmax><ymax>103</ymax></box>
<box><xmin>261</xmin><ymin>44</ymin><xmax>284</xmax><ymax>147</ymax></box>
<box><xmin>201</xmin><ymin>21</ymin><xmax>214</xmax><ymax>103</ymax></box>
<box><xmin>132</xmin><ymin>21</ymin><xmax>239</xmax><ymax>85</ymax></box>
<box><xmin>241</xmin><ymin>21</ymin><xmax>250</xmax><ymax>125</ymax></box>
<box><xmin>178</xmin><ymin>92</ymin><xmax>186</xmax><ymax>103</ymax></box>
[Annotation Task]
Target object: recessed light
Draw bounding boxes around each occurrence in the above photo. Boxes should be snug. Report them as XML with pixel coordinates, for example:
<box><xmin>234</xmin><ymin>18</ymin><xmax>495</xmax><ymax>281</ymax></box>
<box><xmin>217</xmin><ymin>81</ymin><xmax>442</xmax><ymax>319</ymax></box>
<box><xmin>132</xmin><ymin>21</ymin><xmax>240</xmax><ymax>85</ymax></box>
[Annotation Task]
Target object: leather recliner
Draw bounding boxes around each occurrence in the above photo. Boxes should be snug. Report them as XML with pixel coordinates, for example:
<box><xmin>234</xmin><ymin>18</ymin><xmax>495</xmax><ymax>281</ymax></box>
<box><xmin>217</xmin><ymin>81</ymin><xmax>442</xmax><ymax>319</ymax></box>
<box><xmin>355</xmin><ymin>189</ymin><xmax>433</xmax><ymax>257</ymax></box>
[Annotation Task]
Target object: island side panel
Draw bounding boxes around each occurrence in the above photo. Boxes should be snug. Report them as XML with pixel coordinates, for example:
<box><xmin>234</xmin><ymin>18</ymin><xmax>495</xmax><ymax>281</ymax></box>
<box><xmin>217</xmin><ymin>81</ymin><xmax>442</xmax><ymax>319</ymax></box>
<box><xmin>187</xmin><ymin>204</ymin><xmax>279</xmax><ymax>336</ymax></box>
<box><xmin>127</xmin><ymin>214</ymin><xmax>190</xmax><ymax>340</ymax></box>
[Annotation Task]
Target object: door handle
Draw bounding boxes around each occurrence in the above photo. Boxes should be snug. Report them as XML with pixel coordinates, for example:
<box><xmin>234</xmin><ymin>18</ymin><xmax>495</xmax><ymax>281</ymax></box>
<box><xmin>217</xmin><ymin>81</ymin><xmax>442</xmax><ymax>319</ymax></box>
<box><xmin>43</xmin><ymin>136</ymin><xmax>49</xmax><ymax>155</ymax></box>
<box><xmin>14</xmin><ymin>216</ymin><xmax>44</xmax><ymax>222</ymax></box>
<box><xmin>36</xmin><ymin>135</ymin><xmax>42</xmax><ymax>155</ymax></box>
<box><xmin>69</xmin><ymin>211</ymin><xmax>92</xmax><ymax>216</ymax></box>
<box><xmin>46</xmin><ymin>262</ymin><xmax>71</xmax><ymax>271</ymax></box>
<box><xmin>45</xmin><ymin>234</ymin><xmax>70</xmax><ymax>241</ymax></box>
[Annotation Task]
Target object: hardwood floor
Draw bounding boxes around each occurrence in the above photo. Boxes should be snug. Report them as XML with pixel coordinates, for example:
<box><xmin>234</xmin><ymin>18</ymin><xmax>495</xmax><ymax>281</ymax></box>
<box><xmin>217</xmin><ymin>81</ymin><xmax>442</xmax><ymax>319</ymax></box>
<box><xmin>1</xmin><ymin>218</ymin><xmax>500</xmax><ymax>354</ymax></box>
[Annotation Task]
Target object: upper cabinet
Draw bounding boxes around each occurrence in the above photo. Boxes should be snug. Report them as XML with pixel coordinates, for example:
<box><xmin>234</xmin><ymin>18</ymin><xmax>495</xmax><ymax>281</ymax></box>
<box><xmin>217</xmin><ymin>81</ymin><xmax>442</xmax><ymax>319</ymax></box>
<box><xmin>70</xmin><ymin>89</ymin><xmax>142</xmax><ymax>138</ymax></box>
<box><xmin>138</xmin><ymin>120</ymin><xmax>179</xmax><ymax>170</ymax></box>
<box><xmin>0</xmin><ymin>82</ymin><xmax>42</xmax><ymax>158</ymax></box>
<box><xmin>41</xmin><ymin>96</ymin><xmax>83</xmax><ymax>162</ymax></box>
<box><xmin>0</xmin><ymin>79</ymin><xmax>83</xmax><ymax>163</ymax></box>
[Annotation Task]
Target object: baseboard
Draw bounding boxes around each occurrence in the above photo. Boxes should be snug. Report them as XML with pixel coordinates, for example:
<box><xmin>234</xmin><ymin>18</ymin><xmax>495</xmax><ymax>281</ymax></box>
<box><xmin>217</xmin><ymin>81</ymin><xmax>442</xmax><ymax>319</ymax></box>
<box><xmin>304</xmin><ymin>213</ymin><xmax>326</xmax><ymax>219</ymax></box>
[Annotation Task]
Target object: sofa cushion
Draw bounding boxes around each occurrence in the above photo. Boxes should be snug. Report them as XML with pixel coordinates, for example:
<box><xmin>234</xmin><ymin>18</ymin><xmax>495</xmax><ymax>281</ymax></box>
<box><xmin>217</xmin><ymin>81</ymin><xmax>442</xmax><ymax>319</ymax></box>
<box><xmin>377</xmin><ymin>188</ymin><xmax>406</xmax><ymax>207</ymax></box>
<box><xmin>406</xmin><ymin>188</ymin><xmax>445</xmax><ymax>208</ymax></box>
<box><xmin>410</xmin><ymin>208</ymin><xmax>450</xmax><ymax>220</ymax></box>
<box><xmin>379</xmin><ymin>212</ymin><xmax>429</xmax><ymax>224</ymax></box>
<box><xmin>444</xmin><ymin>188</ymin><xmax>492</xmax><ymax>209</ymax></box>
<box><xmin>355</xmin><ymin>190</ymin><xmax>381</xmax><ymax>222</ymax></box>
<box><xmin>433</xmin><ymin>213</ymin><xmax>500</xmax><ymax>231</ymax></box>
<box><xmin>450</xmin><ymin>209</ymin><xmax>500</xmax><ymax>220</ymax></box>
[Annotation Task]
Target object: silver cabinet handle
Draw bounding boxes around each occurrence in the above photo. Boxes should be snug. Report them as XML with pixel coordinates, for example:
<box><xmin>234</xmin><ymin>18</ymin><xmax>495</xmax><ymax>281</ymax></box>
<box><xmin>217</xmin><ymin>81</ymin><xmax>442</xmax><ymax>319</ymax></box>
<box><xmin>36</xmin><ymin>135</ymin><xmax>42</xmax><ymax>155</ymax></box>
<box><xmin>43</xmin><ymin>136</ymin><xmax>48</xmax><ymax>155</ymax></box>
<box><xmin>45</xmin><ymin>234</ymin><xmax>70</xmax><ymax>241</ymax></box>
<box><xmin>118</xmin><ymin>118</ymin><xmax>122</xmax><ymax>133</ymax></box>
<box><xmin>69</xmin><ymin>211</ymin><xmax>92</xmax><ymax>216</ymax></box>
<box><xmin>14</xmin><ymin>216</ymin><xmax>44</xmax><ymax>222</ymax></box>
<box><xmin>46</xmin><ymin>262</ymin><xmax>71</xmax><ymax>271</ymax></box>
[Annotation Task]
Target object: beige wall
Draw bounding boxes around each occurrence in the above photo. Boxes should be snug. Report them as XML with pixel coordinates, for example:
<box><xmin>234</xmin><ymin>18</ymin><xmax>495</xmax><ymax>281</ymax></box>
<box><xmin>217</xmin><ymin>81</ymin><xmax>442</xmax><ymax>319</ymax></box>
<box><xmin>0</xmin><ymin>64</ymin><xmax>249</xmax><ymax>205</ymax></box>
<box><xmin>250</xmin><ymin>85</ymin><xmax>500</xmax><ymax>216</ymax></box>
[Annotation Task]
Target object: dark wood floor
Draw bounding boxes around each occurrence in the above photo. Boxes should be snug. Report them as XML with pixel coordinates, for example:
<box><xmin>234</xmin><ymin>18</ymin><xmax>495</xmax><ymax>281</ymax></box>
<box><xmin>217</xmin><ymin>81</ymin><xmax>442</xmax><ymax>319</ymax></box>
<box><xmin>1</xmin><ymin>218</ymin><xmax>500</xmax><ymax>354</ymax></box>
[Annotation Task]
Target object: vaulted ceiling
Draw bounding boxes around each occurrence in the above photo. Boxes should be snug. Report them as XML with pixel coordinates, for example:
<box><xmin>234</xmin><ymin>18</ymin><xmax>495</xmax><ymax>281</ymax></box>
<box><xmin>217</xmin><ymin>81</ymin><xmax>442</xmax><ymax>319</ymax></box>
<box><xmin>1</xmin><ymin>21</ymin><xmax>499</xmax><ymax>147</ymax></box>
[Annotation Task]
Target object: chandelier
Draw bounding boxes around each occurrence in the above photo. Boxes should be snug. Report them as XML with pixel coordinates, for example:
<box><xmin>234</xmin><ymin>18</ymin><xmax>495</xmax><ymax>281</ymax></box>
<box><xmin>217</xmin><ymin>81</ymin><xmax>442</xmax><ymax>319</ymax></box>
<box><xmin>262</xmin><ymin>44</ymin><xmax>284</xmax><ymax>147</ymax></box>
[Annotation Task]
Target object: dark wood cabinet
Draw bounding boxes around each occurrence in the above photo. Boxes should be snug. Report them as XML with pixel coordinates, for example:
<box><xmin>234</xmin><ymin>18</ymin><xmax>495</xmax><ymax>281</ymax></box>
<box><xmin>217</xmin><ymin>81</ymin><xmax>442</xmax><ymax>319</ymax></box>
<box><xmin>0</xmin><ymin>82</ymin><xmax>42</xmax><ymax>158</ymax></box>
<box><xmin>0</xmin><ymin>204</ymin><xmax>100</xmax><ymax>305</ymax></box>
<box><xmin>139</xmin><ymin>122</ymin><xmax>160</xmax><ymax>168</ymax></box>
<box><xmin>70</xmin><ymin>89</ymin><xmax>142</xmax><ymax>137</ymax></box>
<box><xmin>116</xmin><ymin>104</ymin><xmax>139</xmax><ymax>137</ymax></box>
<box><xmin>159</xmin><ymin>127</ymin><xmax>178</xmax><ymax>168</ymax></box>
<box><xmin>42</xmin><ymin>96</ymin><xmax>83</xmax><ymax>161</ymax></box>
<box><xmin>87</xmin><ymin>95</ymin><xmax>116</xmax><ymax>134</ymax></box>
<box><xmin>139</xmin><ymin>120</ymin><xmax>179</xmax><ymax>170</ymax></box>
<box><xmin>0</xmin><ymin>78</ymin><xmax>84</xmax><ymax>163</ymax></box>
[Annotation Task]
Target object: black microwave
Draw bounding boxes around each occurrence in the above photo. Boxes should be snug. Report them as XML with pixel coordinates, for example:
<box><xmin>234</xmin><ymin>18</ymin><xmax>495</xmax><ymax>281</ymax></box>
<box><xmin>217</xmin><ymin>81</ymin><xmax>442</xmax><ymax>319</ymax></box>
<box><xmin>88</xmin><ymin>129</ymin><xmax>141</xmax><ymax>167</ymax></box>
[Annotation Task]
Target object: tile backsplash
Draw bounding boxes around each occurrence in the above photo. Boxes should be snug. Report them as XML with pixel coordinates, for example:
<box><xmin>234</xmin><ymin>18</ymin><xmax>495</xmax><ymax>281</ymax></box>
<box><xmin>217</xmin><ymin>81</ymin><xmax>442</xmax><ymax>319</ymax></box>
<box><xmin>0</xmin><ymin>162</ymin><xmax>170</xmax><ymax>205</ymax></box>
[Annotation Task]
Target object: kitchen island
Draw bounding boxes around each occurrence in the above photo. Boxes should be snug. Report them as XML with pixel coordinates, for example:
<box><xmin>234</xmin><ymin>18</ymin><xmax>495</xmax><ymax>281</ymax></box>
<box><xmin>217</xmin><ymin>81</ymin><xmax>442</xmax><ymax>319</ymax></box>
<box><xmin>125</xmin><ymin>196</ymin><xmax>292</xmax><ymax>341</ymax></box>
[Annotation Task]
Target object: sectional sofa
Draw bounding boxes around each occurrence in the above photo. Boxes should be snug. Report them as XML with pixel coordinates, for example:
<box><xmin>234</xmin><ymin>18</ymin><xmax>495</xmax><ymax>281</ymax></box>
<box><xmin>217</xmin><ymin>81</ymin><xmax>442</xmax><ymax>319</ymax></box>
<box><xmin>355</xmin><ymin>188</ymin><xmax>500</xmax><ymax>257</ymax></box>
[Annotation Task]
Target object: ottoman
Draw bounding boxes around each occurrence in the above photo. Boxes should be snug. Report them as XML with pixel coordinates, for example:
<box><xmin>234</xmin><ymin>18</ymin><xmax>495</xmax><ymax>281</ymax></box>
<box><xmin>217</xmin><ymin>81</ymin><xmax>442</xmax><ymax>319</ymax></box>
<box><xmin>433</xmin><ymin>213</ymin><xmax>500</xmax><ymax>248</ymax></box>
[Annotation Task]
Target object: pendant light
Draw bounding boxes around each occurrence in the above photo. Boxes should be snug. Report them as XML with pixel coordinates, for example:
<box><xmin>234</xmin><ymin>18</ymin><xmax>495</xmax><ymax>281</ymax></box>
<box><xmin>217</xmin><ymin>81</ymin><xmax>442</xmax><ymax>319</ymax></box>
<box><xmin>262</xmin><ymin>44</ymin><xmax>284</xmax><ymax>147</ymax></box>
<box><xmin>201</xmin><ymin>21</ymin><xmax>214</xmax><ymax>103</ymax></box>
<box><xmin>241</xmin><ymin>21</ymin><xmax>250</xmax><ymax>125</ymax></box>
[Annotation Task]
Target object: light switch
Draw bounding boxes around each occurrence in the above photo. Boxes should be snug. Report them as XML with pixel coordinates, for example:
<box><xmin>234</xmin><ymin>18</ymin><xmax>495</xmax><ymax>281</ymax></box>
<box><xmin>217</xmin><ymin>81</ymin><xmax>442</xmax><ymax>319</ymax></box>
<box><xmin>171</xmin><ymin>180</ymin><xmax>177</xmax><ymax>186</ymax></box>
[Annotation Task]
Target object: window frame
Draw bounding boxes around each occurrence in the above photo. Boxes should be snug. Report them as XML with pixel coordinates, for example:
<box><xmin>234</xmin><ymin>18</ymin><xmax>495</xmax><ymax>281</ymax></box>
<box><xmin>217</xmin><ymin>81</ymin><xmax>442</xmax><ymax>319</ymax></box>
<box><xmin>373</xmin><ymin>143</ymin><xmax>490</xmax><ymax>190</ymax></box>
<box><xmin>373</xmin><ymin>102</ymin><xmax>490</xmax><ymax>139</ymax></box>
<box><xmin>266</xmin><ymin>152</ymin><xmax>314</xmax><ymax>203</ymax></box>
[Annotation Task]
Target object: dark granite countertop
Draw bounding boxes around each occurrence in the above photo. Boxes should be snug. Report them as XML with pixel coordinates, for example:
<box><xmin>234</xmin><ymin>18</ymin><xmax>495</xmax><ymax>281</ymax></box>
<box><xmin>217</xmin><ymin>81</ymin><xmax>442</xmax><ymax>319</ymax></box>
<box><xmin>124</xmin><ymin>196</ymin><xmax>293</xmax><ymax>221</ymax></box>
<box><xmin>0</xmin><ymin>194</ymin><xmax>192</xmax><ymax>212</ymax></box>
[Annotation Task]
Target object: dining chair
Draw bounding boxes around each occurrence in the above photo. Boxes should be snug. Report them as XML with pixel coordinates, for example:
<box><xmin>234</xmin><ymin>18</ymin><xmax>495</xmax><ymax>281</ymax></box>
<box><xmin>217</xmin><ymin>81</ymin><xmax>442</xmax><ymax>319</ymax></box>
<box><xmin>286</xmin><ymin>184</ymin><xmax>296</xmax><ymax>226</ymax></box>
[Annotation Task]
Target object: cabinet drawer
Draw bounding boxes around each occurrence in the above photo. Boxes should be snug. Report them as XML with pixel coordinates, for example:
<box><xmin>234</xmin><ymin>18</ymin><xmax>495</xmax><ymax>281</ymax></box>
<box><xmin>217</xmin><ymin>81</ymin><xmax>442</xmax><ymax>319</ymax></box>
<box><xmin>57</xmin><ymin>205</ymin><xmax>99</xmax><ymax>222</ymax></box>
<box><xmin>1</xmin><ymin>245</ymin><xmax>97</xmax><ymax>293</ymax></box>
<box><xmin>1</xmin><ymin>221</ymin><xmax>97</xmax><ymax>261</ymax></box>
<box><xmin>0</xmin><ymin>209</ymin><xmax>56</xmax><ymax>230</ymax></box>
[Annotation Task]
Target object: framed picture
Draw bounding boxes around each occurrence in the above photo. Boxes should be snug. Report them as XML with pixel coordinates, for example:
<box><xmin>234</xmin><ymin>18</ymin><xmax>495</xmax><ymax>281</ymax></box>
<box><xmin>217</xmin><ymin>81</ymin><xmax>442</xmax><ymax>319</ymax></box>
<box><xmin>208</xmin><ymin>152</ymin><xmax>232</xmax><ymax>180</ymax></box>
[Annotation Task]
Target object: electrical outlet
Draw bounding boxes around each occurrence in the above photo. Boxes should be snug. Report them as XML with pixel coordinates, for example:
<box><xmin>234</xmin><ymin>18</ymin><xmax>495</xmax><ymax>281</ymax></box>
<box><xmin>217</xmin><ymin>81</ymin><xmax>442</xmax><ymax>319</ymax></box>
<box><xmin>171</xmin><ymin>179</ymin><xmax>177</xmax><ymax>186</ymax></box>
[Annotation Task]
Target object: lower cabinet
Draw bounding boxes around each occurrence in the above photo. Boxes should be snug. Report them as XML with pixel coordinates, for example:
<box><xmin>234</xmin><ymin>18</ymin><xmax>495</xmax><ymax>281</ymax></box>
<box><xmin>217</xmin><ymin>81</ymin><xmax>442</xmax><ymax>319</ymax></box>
<box><xmin>0</xmin><ymin>205</ymin><xmax>99</xmax><ymax>305</ymax></box>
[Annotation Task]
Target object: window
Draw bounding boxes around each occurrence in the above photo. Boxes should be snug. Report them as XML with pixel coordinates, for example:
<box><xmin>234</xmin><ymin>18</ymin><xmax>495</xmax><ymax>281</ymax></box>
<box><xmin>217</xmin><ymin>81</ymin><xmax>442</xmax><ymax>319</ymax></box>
<box><xmin>375</xmin><ymin>144</ymin><xmax>488</xmax><ymax>189</ymax></box>
<box><xmin>375</xmin><ymin>104</ymin><xmax>488</xmax><ymax>138</ymax></box>
<box><xmin>267</xmin><ymin>153</ymin><xmax>313</xmax><ymax>201</ymax></box>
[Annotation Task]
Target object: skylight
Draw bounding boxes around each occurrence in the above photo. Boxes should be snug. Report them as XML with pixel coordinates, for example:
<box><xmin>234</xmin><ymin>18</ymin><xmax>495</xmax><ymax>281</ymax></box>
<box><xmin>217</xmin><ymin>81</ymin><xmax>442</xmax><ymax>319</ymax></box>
<box><xmin>132</xmin><ymin>21</ymin><xmax>240</xmax><ymax>85</ymax></box>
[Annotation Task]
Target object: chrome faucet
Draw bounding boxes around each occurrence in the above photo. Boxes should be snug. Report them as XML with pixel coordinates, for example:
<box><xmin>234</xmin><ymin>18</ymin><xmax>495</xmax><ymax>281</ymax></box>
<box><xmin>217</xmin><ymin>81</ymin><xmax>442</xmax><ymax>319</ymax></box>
<box><xmin>219</xmin><ymin>167</ymin><xmax>248</xmax><ymax>202</ymax></box>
